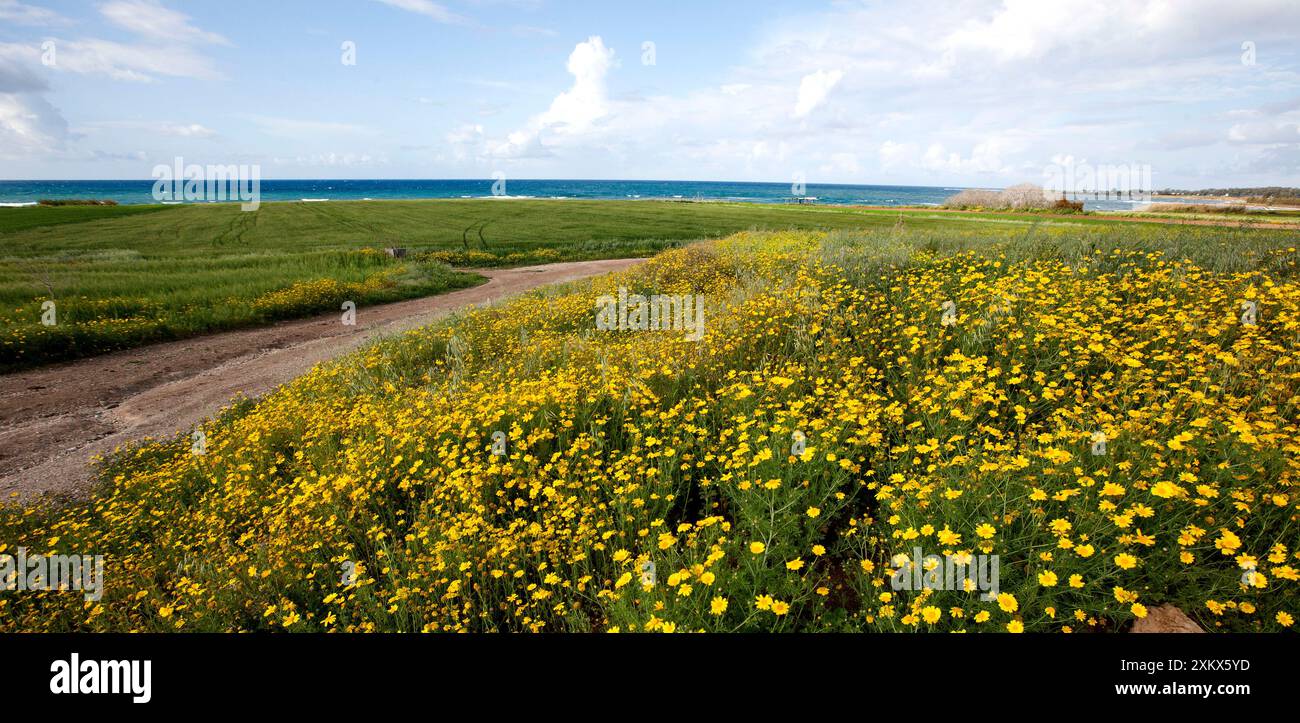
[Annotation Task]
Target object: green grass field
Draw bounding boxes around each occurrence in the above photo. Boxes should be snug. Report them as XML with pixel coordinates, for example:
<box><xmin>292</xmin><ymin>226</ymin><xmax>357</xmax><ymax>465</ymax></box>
<box><xmin>3</xmin><ymin>199</ymin><xmax>1296</xmax><ymax>370</ymax></box>
<box><xmin>0</xmin><ymin>204</ymin><xmax>171</xmax><ymax>234</ymax></box>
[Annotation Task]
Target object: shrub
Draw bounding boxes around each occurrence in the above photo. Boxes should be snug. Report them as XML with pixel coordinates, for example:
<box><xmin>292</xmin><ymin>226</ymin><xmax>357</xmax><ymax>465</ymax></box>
<box><xmin>37</xmin><ymin>199</ymin><xmax>119</xmax><ymax>206</ymax></box>
<box><xmin>418</xmin><ymin>250</ymin><xmax>501</xmax><ymax>267</ymax></box>
<box><xmin>249</xmin><ymin>274</ymin><xmax>396</xmax><ymax>320</ymax></box>
<box><xmin>941</xmin><ymin>189</ymin><xmax>1004</xmax><ymax>209</ymax></box>
<box><xmin>942</xmin><ymin>184</ymin><xmax>1051</xmax><ymax>210</ymax></box>
<box><xmin>1246</xmin><ymin>196</ymin><xmax>1300</xmax><ymax>207</ymax></box>
<box><xmin>1001</xmin><ymin>183</ymin><xmax>1050</xmax><ymax>209</ymax></box>
<box><xmin>417</xmin><ymin>248</ymin><xmax>566</xmax><ymax>268</ymax></box>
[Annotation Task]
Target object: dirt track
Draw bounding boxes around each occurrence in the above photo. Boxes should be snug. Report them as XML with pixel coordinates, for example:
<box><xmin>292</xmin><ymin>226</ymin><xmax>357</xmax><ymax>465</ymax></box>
<box><xmin>0</xmin><ymin>258</ymin><xmax>642</xmax><ymax>501</ymax></box>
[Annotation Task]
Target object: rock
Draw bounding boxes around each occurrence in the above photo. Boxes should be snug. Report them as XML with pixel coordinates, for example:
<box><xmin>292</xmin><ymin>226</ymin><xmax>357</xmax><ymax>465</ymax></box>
<box><xmin>1130</xmin><ymin>604</ymin><xmax>1205</xmax><ymax>633</ymax></box>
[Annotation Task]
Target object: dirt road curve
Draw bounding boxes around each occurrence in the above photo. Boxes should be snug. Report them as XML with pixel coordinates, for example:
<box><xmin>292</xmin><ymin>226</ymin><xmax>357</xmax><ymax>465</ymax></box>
<box><xmin>0</xmin><ymin>258</ymin><xmax>643</xmax><ymax>501</ymax></box>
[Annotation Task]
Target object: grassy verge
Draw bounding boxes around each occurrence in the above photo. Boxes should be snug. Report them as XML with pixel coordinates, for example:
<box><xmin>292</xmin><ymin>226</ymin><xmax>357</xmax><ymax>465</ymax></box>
<box><xmin>0</xmin><ymin>247</ymin><xmax>483</xmax><ymax>372</ymax></box>
<box><xmin>1</xmin><ymin>222</ymin><xmax>1295</xmax><ymax>632</ymax></box>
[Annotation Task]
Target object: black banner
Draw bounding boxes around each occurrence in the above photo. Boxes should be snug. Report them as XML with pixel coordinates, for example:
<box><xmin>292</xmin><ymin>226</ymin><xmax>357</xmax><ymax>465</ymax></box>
<box><xmin>0</xmin><ymin>632</ymin><xmax>1288</xmax><ymax>712</ymax></box>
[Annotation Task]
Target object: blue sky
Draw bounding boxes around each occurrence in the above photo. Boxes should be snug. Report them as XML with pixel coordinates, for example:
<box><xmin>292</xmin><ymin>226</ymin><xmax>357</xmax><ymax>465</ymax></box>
<box><xmin>1</xmin><ymin>0</ymin><xmax>1298</xmax><ymax>187</ymax></box>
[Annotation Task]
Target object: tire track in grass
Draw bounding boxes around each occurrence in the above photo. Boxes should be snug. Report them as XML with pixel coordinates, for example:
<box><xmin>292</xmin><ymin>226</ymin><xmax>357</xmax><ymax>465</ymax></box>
<box><xmin>299</xmin><ymin>201</ymin><xmax>381</xmax><ymax>238</ymax></box>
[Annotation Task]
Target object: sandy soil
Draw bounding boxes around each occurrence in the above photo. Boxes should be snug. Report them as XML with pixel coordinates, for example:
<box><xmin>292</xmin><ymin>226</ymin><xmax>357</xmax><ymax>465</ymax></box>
<box><xmin>0</xmin><ymin>258</ymin><xmax>643</xmax><ymax>502</ymax></box>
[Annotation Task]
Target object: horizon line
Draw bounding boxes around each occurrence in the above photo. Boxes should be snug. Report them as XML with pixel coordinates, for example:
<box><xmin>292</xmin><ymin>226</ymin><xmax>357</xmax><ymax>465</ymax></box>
<box><xmin>0</xmin><ymin>178</ymin><xmax>1277</xmax><ymax>193</ymax></box>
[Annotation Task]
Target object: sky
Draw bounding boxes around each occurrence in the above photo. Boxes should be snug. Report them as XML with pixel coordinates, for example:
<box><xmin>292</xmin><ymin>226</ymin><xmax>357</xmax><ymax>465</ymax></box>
<box><xmin>1</xmin><ymin>0</ymin><xmax>1298</xmax><ymax>188</ymax></box>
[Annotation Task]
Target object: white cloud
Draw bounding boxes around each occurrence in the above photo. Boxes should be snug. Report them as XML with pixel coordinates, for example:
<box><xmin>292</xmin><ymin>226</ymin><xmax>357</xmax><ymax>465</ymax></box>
<box><xmin>940</xmin><ymin>0</ymin><xmax>1112</xmax><ymax>63</ymax></box>
<box><xmin>445</xmin><ymin>122</ymin><xmax>484</xmax><ymax>160</ymax></box>
<box><xmin>878</xmin><ymin>141</ymin><xmax>915</xmax><ymax>170</ymax></box>
<box><xmin>10</xmin><ymin>0</ymin><xmax>1300</xmax><ymax>185</ymax></box>
<box><xmin>100</xmin><ymin>0</ymin><xmax>229</xmax><ymax>45</ymax></box>
<box><xmin>79</xmin><ymin>120</ymin><xmax>217</xmax><ymax>138</ymax></box>
<box><xmin>31</xmin><ymin>38</ymin><xmax>224</xmax><ymax>81</ymax></box>
<box><xmin>793</xmin><ymin>69</ymin><xmax>842</xmax><ymax>119</ymax></box>
<box><xmin>0</xmin><ymin>45</ymin><xmax>64</xmax><ymax>156</ymax></box>
<box><xmin>820</xmin><ymin>152</ymin><xmax>859</xmax><ymax>175</ymax></box>
<box><xmin>921</xmin><ymin>141</ymin><xmax>1011</xmax><ymax>175</ymax></box>
<box><xmin>0</xmin><ymin>1</ymin><xmax>231</xmax><ymax>84</ymax></box>
<box><xmin>581</xmin><ymin>0</ymin><xmax>1300</xmax><ymax>184</ymax></box>
<box><xmin>250</xmin><ymin>117</ymin><xmax>376</xmax><ymax>137</ymax></box>
<box><xmin>510</xmin><ymin>25</ymin><xmax>557</xmax><ymax>37</ymax></box>
<box><xmin>1154</xmin><ymin>128</ymin><xmax>1220</xmax><ymax>151</ymax></box>
<box><xmin>537</xmin><ymin>36</ymin><xmax>614</xmax><ymax>134</ymax></box>
<box><xmin>0</xmin><ymin>92</ymin><xmax>67</xmax><ymax>157</ymax></box>
<box><xmin>0</xmin><ymin>0</ymin><xmax>65</xmax><ymax>25</ymax></box>
<box><xmin>271</xmin><ymin>152</ymin><xmax>388</xmax><ymax>167</ymax></box>
<box><xmin>486</xmin><ymin>36</ymin><xmax>614</xmax><ymax>159</ymax></box>
<box><xmin>0</xmin><ymin>44</ymin><xmax>48</xmax><ymax>92</ymax></box>
<box><xmin>486</xmin><ymin>128</ymin><xmax>551</xmax><ymax>160</ymax></box>
<box><xmin>1228</xmin><ymin>119</ymin><xmax>1300</xmax><ymax>144</ymax></box>
<box><xmin>446</xmin><ymin>123</ymin><xmax>483</xmax><ymax>143</ymax></box>
<box><xmin>156</xmin><ymin>122</ymin><xmax>216</xmax><ymax>137</ymax></box>
<box><xmin>372</xmin><ymin>0</ymin><xmax>467</xmax><ymax>25</ymax></box>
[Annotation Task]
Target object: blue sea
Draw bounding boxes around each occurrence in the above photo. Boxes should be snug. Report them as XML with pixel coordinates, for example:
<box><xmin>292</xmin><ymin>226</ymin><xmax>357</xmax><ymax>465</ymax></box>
<box><xmin>0</xmin><ymin>179</ymin><xmax>1166</xmax><ymax>210</ymax></box>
